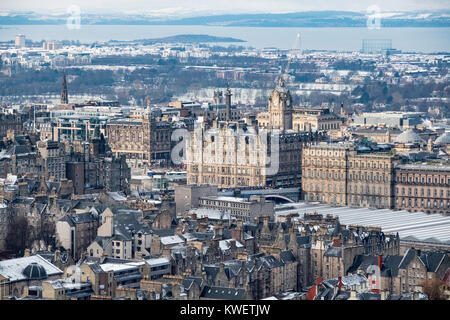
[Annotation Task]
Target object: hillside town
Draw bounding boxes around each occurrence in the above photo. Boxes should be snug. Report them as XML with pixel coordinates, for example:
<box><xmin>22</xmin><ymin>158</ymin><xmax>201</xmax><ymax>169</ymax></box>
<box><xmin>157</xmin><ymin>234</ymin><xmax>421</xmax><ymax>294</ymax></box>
<box><xmin>0</xmin><ymin>27</ymin><xmax>449</xmax><ymax>301</ymax></box>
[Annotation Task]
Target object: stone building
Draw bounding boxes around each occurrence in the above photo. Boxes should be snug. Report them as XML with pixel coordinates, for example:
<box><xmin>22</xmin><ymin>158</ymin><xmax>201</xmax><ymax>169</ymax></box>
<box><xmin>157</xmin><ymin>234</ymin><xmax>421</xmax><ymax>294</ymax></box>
<box><xmin>292</xmin><ymin>106</ymin><xmax>342</xmax><ymax>132</ymax></box>
<box><xmin>106</xmin><ymin>116</ymin><xmax>172</xmax><ymax>168</ymax></box>
<box><xmin>102</xmin><ymin>155</ymin><xmax>130</xmax><ymax>193</ymax></box>
<box><xmin>198</xmin><ymin>195</ymin><xmax>275</xmax><ymax>222</ymax></box>
<box><xmin>42</xmin><ymin>279</ymin><xmax>94</xmax><ymax>300</ymax></box>
<box><xmin>64</xmin><ymin>136</ymin><xmax>130</xmax><ymax>194</ymax></box>
<box><xmin>0</xmin><ymin>112</ymin><xmax>28</xmax><ymax>138</ymax></box>
<box><xmin>36</xmin><ymin>140</ymin><xmax>66</xmax><ymax>181</ymax></box>
<box><xmin>264</xmin><ymin>213</ymin><xmax>400</xmax><ymax>288</ymax></box>
<box><xmin>186</xmin><ymin>120</ymin><xmax>312</xmax><ymax>189</ymax></box>
<box><xmin>256</xmin><ymin>78</ymin><xmax>293</xmax><ymax>131</ymax></box>
<box><xmin>256</xmin><ymin>79</ymin><xmax>342</xmax><ymax>133</ymax></box>
<box><xmin>185</xmin><ymin>77</ymin><xmax>323</xmax><ymax>189</ymax></box>
<box><xmin>348</xmin><ymin>248</ymin><xmax>450</xmax><ymax>295</ymax></box>
<box><xmin>0</xmin><ymin>201</ymin><xmax>10</xmax><ymax>250</ymax></box>
<box><xmin>174</xmin><ymin>184</ymin><xmax>218</xmax><ymax>216</ymax></box>
<box><xmin>302</xmin><ymin>143</ymin><xmax>350</xmax><ymax>206</ymax></box>
<box><xmin>55</xmin><ymin>211</ymin><xmax>99</xmax><ymax>260</ymax></box>
<box><xmin>0</xmin><ymin>254</ymin><xmax>63</xmax><ymax>299</ymax></box>
<box><xmin>394</xmin><ymin>164</ymin><xmax>450</xmax><ymax>215</ymax></box>
<box><xmin>302</xmin><ymin>142</ymin><xmax>399</xmax><ymax>208</ymax></box>
<box><xmin>346</xmin><ymin>152</ymin><xmax>399</xmax><ymax>209</ymax></box>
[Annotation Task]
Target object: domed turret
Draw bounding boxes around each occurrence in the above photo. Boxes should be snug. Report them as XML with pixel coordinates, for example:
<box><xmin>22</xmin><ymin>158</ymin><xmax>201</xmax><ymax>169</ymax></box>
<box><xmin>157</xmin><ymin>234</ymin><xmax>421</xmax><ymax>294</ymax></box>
<box><xmin>22</xmin><ymin>262</ymin><xmax>47</xmax><ymax>280</ymax></box>
<box><xmin>394</xmin><ymin>129</ymin><xmax>425</xmax><ymax>145</ymax></box>
<box><xmin>434</xmin><ymin>131</ymin><xmax>450</xmax><ymax>145</ymax></box>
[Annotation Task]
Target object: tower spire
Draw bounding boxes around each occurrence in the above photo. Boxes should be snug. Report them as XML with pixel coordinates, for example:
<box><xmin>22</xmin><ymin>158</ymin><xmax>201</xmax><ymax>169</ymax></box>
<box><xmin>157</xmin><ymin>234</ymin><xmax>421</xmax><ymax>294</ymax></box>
<box><xmin>225</xmin><ymin>83</ymin><xmax>232</xmax><ymax>121</ymax></box>
<box><xmin>61</xmin><ymin>69</ymin><xmax>68</xmax><ymax>104</ymax></box>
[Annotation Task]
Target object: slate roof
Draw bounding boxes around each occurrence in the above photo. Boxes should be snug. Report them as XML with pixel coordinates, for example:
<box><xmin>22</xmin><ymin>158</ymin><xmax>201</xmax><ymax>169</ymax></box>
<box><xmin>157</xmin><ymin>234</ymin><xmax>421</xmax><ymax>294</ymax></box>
<box><xmin>419</xmin><ymin>251</ymin><xmax>447</xmax><ymax>272</ymax></box>
<box><xmin>72</xmin><ymin>212</ymin><xmax>97</xmax><ymax>224</ymax></box>
<box><xmin>280</xmin><ymin>250</ymin><xmax>296</xmax><ymax>264</ymax></box>
<box><xmin>200</xmin><ymin>286</ymin><xmax>246</xmax><ymax>300</ymax></box>
<box><xmin>59</xmin><ymin>215</ymin><xmax>75</xmax><ymax>227</ymax></box>
<box><xmin>258</xmin><ymin>255</ymin><xmax>284</xmax><ymax>269</ymax></box>
<box><xmin>87</xmin><ymin>262</ymin><xmax>104</xmax><ymax>274</ymax></box>
<box><xmin>12</xmin><ymin>197</ymin><xmax>34</xmax><ymax>205</ymax></box>
<box><xmin>93</xmin><ymin>236</ymin><xmax>112</xmax><ymax>248</ymax></box>
<box><xmin>347</xmin><ymin>254</ymin><xmax>404</xmax><ymax>277</ymax></box>
<box><xmin>324</xmin><ymin>246</ymin><xmax>342</xmax><ymax>258</ymax></box>
<box><xmin>183</xmin><ymin>276</ymin><xmax>203</xmax><ymax>291</ymax></box>
<box><xmin>398</xmin><ymin>248</ymin><xmax>417</xmax><ymax>269</ymax></box>
<box><xmin>381</xmin><ymin>255</ymin><xmax>403</xmax><ymax>277</ymax></box>
<box><xmin>296</xmin><ymin>235</ymin><xmax>311</xmax><ymax>247</ymax></box>
<box><xmin>152</xmin><ymin>228</ymin><xmax>175</xmax><ymax>237</ymax></box>
<box><xmin>111</xmin><ymin>209</ymin><xmax>152</xmax><ymax>241</ymax></box>
<box><xmin>357</xmin><ymin>292</ymin><xmax>381</xmax><ymax>300</ymax></box>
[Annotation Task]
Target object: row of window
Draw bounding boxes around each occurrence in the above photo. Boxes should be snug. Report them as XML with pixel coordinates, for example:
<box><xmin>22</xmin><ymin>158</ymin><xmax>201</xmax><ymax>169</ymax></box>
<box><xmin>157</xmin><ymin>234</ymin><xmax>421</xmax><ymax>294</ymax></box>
<box><xmin>397</xmin><ymin>187</ymin><xmax>450</xmax><ymax>197</ymax></box>
<box><xmin>397</xmin><ymin>175</ymin><xmax>450</xmax><ymax>185</ymax></box>
<box><xmin>397</xmin><ymin>198</ymin><xmax>449</xmax><ymax>209</ymax></box>
<box><xmin>304</xmin><ymin>158</ymin><xmax>390</xmax><ymax>169</ymax></box>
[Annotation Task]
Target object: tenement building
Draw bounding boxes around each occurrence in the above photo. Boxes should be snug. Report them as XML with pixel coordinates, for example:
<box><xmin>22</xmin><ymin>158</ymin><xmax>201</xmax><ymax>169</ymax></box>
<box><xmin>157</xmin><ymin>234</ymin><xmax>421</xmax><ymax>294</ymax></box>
<box><xmin>394</xmin><ymin>164</ymin><xmax>450</xmax><ymax>215</ymax></box>
<box><xmin>36</xmin><ymin>140</ymin><xmax>66</xmax><ymax>181</ymax></box>
<box><xmin>302</xmin><ymin>142</ymin><xmax>400</xmax><ymax>208</ymax></box>
<box><xmin>106</xmin><ymin>116</ymin><xmax>172</xmax><ymax>168</ymax></box>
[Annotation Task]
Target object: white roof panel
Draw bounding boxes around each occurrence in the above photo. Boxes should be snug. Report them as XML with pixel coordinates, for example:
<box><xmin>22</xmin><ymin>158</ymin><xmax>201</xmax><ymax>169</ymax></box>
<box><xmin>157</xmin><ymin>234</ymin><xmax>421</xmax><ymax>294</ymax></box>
<box><xmin>276</xmin><ymin>202</ymin><xmax>450</xmax><ymax>245</ymax></box>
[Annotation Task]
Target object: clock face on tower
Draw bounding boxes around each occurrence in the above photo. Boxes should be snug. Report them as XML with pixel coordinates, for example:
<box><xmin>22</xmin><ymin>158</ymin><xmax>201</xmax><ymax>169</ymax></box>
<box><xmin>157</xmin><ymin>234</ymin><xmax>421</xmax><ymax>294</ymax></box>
<box><xmin>60</xmin><ymin>251</ymin><xmax>68</xmax><ymax>263</ymax></box>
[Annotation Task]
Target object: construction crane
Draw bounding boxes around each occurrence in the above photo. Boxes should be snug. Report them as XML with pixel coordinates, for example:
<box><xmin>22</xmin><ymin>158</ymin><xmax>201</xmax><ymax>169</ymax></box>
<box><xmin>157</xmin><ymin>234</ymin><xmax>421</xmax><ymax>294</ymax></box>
<box><xmin>279</xmin><ymin>32</ymin><xmax>301</xmax><ymax>85</ymax></box>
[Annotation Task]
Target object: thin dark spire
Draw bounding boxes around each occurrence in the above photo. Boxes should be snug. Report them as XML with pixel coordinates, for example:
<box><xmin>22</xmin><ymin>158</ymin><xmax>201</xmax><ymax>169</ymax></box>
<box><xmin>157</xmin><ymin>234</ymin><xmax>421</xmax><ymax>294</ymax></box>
<box><xmin>61</xmin><ymin>69</ymin><xmax>68</xmax><ymax>104</ymax></box>
<box><xmin>225</xmin><ymin>83</ymin><xmax>232</xmax><ymax>122</ymax></box>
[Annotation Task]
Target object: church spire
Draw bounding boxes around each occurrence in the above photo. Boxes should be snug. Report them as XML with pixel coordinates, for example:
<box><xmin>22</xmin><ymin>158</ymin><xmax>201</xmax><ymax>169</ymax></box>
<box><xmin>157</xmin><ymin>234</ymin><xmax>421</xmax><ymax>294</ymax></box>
<box><xmin>61</xmin><ymin>69</ymin><xmax>68</xmax><ymax>104</ymax></box>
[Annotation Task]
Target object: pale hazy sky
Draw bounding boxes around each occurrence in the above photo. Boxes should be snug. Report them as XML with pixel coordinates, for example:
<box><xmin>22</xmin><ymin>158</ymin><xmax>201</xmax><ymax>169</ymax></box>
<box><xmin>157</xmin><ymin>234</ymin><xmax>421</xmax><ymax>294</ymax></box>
<box><xmin>2</xmin><ymin>0</ymin><xmax>450</xmax><ymax>15</ymax></box>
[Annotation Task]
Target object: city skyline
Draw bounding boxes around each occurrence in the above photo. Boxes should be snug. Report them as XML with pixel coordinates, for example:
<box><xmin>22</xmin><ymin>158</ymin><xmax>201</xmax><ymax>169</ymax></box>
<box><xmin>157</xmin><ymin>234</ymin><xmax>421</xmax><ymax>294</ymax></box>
<box><xmin>0</xmin><ymin>0</ymin><xmax>448</xmax><ymax>303</ymax></box>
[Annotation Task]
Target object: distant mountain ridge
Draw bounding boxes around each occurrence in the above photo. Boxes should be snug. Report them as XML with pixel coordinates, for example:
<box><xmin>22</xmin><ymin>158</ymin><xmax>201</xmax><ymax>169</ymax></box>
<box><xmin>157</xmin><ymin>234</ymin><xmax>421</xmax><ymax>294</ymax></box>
<box><xmin>0</xmin><ymin>10</ymin><xmax>449</xmax><ymax>27</ymax></box>
<box><xmin>110</xmin><ymin>34</ymin><xmax>245</xmax><ymax>44</ymax></box>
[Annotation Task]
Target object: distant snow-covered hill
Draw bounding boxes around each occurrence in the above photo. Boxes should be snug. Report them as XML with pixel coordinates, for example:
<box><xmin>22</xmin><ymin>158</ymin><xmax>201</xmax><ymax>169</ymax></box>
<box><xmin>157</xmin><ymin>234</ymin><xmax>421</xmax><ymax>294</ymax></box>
<box><xmin>0</xmin><ymin>10</ymin><xmax>449</xmax><ymax>27</ymax></box>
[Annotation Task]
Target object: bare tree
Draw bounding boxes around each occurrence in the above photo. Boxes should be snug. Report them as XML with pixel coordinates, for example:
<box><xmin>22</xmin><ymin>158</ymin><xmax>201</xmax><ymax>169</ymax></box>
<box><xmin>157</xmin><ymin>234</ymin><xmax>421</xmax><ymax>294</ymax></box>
<box><xmin>5</xmin><ymin>216</ymin><xmax>31</xmax><ymax>256</ymax></box>
<box><xmin>36</xmin><ymin>214</ymin><xmax>56</xmax><ymax>248</ymax></box>
<box><xmin>422</xmin><ymin>278</ymin><xmax>446</xmax><ymax>300</ymax></box>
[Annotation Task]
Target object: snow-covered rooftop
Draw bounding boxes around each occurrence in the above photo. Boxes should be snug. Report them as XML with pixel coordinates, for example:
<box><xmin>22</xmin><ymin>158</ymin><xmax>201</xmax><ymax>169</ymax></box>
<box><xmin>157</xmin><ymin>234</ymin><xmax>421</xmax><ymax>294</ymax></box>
<box><xmin>276</xmin><ymin>202</ymin><xmax>450</xmax><ymax>245</ymax></box>
<box><xmin>160</xmin><ymin>235</ymin><xmax>185</xmax><ymax>246</ymax></box>
<box><xmin>146</xmin><ymin>257</ymin><xmax>170</xmax><ymax>267</ymax></box>
<box><xmin>0</xmin><ymin>254</ymin><xmax>63</xmax><ymax>283</ymax></box>
<box><xmin>99</xmin><ymin>262</ymin><xmax>142</xmax><ymax>273</ymax></box>
<box><xmin>189</xmin><ymin>208</ymin><xmax>231</xmax><ymax>220</ymax></box>
<box><xmin>106</xmin><ymin>192</ymin><xmax>127</xmax><ymax>202</ymax></box>
<box><xmin>219</xmin><ymin>239</ymin><xmax>244</xmax><ymax>251</ymax></box>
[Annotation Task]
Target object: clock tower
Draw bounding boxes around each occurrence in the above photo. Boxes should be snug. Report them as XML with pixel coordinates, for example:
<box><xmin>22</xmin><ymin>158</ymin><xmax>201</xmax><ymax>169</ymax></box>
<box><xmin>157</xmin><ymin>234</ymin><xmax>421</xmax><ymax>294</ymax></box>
<box><xmin>268</xmin><ymin>77</ymin><xmax>293</xmax><ymax>131</ymax></box>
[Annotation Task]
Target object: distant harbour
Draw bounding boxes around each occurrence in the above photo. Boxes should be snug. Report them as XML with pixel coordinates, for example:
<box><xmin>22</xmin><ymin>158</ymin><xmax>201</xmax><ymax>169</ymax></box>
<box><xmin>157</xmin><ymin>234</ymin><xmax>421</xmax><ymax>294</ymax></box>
<box><xmin>0</xmin><ymin>25</ymin><xmax>449</xmax><ymax>52</ymax></box>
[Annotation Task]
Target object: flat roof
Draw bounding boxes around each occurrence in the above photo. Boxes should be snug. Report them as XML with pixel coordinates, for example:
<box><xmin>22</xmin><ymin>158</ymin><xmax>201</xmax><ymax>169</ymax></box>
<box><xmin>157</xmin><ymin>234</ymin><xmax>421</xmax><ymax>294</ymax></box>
<box><xmin>276</xmin><ymin>202</ymin><xmax>450</xmax><ymax>246</ymax></box>
<box><xmin>146</xmin><ymin>257</ymin><xmax>170</xmax><ymax>267</ymax></box>
<box><xmin>201</xmin><ymin>196</ymin><xmax>251</xmax><ymax>203</ymax></box>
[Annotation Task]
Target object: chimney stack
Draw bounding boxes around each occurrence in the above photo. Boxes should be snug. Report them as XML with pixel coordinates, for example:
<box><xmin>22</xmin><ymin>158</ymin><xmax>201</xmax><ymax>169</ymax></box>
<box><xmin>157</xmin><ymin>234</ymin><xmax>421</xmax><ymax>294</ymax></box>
<box><xmin>338</xmin><ymin>276</ymin><xmax>343</xmax><ymax>290</ymax></box>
